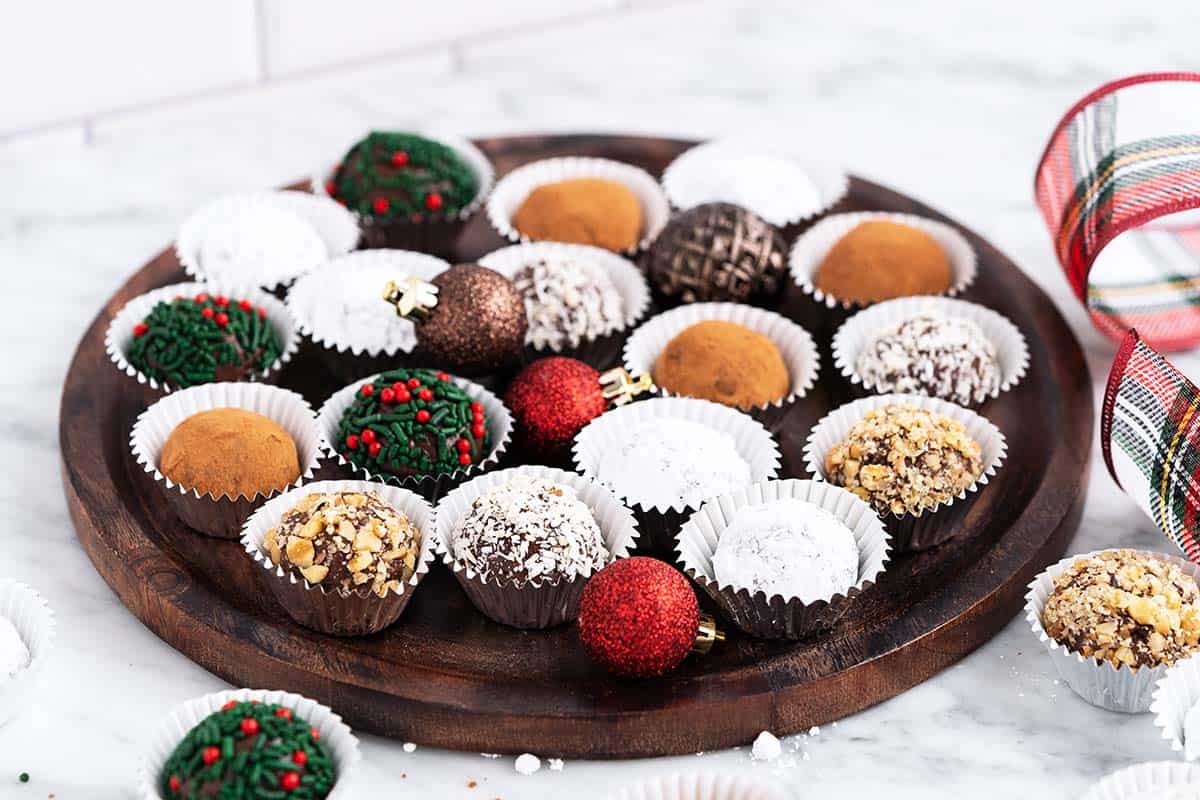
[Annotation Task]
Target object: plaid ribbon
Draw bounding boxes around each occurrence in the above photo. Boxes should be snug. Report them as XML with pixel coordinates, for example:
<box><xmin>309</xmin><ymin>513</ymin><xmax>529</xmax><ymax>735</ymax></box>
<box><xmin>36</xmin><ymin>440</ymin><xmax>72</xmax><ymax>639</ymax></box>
<box><xmin>1035</xmin><ymin>72</ymin><xmax>1200</xmax><ymax>352</ymax></box>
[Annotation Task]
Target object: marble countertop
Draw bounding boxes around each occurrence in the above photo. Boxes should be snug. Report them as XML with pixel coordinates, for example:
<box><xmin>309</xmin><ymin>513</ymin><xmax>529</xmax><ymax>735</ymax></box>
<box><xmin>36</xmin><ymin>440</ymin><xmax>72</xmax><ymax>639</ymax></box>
<box><xmin>6</xmin><ymin>1</ymin><xmax>1200</xmax><ymax>797</ymax></box>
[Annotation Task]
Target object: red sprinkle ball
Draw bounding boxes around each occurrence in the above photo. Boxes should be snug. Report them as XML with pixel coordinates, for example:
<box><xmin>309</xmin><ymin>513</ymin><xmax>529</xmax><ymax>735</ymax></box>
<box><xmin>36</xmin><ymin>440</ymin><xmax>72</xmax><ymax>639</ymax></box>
<box><xmin>425</xmin><ymin>192</ymin><xmax>444</xmax><ymax>211</ymax></box>
<box><xmin>240</xmin><ymin>717</ymin><xmax>260</xmax><ymax>736</ymax></box>
<box><xmin>201</xmin><ymin>307</ymin><xmax>215</xmax><ymax>320</ymax></box>
<box><xmin>578</xmin><ymin>557</ymin><xmax>700</xmax><ymax>678</ymax></box>
<box><xmin>238</xmin><ymin>299</ymin><xmax>253</xmax><ymax>311</ymax></box>
<box><xmin>372</xmin><ymin>196</ymin><xmax>390</xmax><ymax>215</ymax></box>
<box><xmin>168</xmin><ymin>775</ymin><xmax>182</xmax><ymax>792</ymax></box>
<box><xmin>504</xmin><ymin>357</ymin><xmax>605</xmax><ymax>461</ymax></box>
<box><xmin>360</xmin><ymin>384</ymin><xmax>375</xmax><ymax>397</ymax></box>
<box><xmin>280</xmin><ymin>771</ymin><xmax>301</xmax><ymax>791</ymax></box>
<box><xmin>292</xmin><ymin>750</ymin><xmax>308</xmax><ymax>766</ymax></box>
<box><xmin>133</xmin><ymin>322</ymin><xmax>149</xmax><ymax>338</ymax></box>
<box><xmin>416</xmin><ymin>409</ymin><xmax>431</xmax><ymax>424</ymax></box>
<box><xmin>345</xmin><ymin>434</ymin><xmax>360</xmax><ymax>451</ymax></box>
<box><xmin>275</xmin><ymin>707</ymin><xmax>293</xmax><ymax>720</ymax></box>
<box><xmin>215</xmin><ymin>312</ymin><xmax>230</xmax><ymax>328</ymax></box>
<box><xmin>390</xmin><ymin>150</ymin><xmax>409</xmax><ymax>167</ymax></box>
<box><xmin>202</xmin><ymin>746</ymin><xmax>221</xmax><ymax>766</ymax></box>
<box><xmin>221</xmin><ymin>700</ymin><xmax>238</xmax><ymax>711</ymax></box>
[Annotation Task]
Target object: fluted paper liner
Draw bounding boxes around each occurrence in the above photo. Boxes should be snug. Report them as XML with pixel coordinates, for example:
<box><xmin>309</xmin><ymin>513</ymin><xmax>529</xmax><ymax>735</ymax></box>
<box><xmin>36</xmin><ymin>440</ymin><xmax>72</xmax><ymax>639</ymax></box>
<box><xmin>317</xmin><ymin>372</ymin><xmax>513</xmax><ymax>503</ymax></box>
<box><xmin>287</xmin><ymin>249</ymin><xmax>450</xmax><ymax>382</ymax></box>
<box><xmin>486</xmin><ymin>156</ymin><xmax>671</xmax><ymax>254</ymax></box>
<box><xmin>1082</xmin><ymin>762</ymin><xmax>1200</xmax><ymax>800</ymax></box>
<box><xmin>130</xmin><ymin>383</ymin><xmax>323</xmax><ymax>538</ymax></box>
<box><xmin>313</xmin><ymin>131</ymin><xmax>494</xmax><ymax>255</ymax></box>
<box><xmin>608</xmin><ymin>773</ymin><xmax>792</xmax><ymax>800</ymax></box>
<box><xmin>242</xmin><ymin>480</ymin><xmax>436</xmax><ymax>636</ymax></box>
<box><xmin>1152</xmin><ymin>655</ymin><xmax>1200</xmax><ymax>759</ymax></box>
<box><xmin>435</xmin><ymin>465</ymin><xmax>639</xmax><ymax>629</ymax></box>
<box><xmin>661</xmin><ymin>138</ymin><xmax>848</xmax><ymax>227</ymax></box>
<box><xmin>478</xmin><ymin>241</ymin><xmax>651</xmax><ymax>367</ymax></box>
<box><xmin>789</xmin><ymin>211</ymin><xmax>977</xmax><ymax>311</ymax></box>
<box><xmin>803</xmin><ymin>393</ymin><xmax>1007</xmax><ymax>551</ymax></box>
<box><xmin>177</xmin><ymin>190</ymin><xmax>359</xmax><ymax>291</ymax></box>
<box><xmin>832</xmin><ymin>295</ymin><xmax>1029</xmax><ymax>404</ymax></box>
<box><xmin>676</xmin><ymin>479</ymin><xmax>889</xmax><ymax>640</ymax></box>
<box><xmin>0</xmin><ymin>581</ymin><xmax>54</xmax><ymax>727</ymax></box>
<box><xmin>623</xmin><ymin>301</ymin><xmax>819</xmax><ymax>429</ymax></box>
<box><xmin>1025</xmin><ymin>548</ymin><xmax>1200</xmax><ymax>714</ymax></box>
<box><xmin>106</xmin><ymin>281</ymin><xmax>300</xmax><ymax>394</ymax></box>
<box><xmin>573</xmin><ymin>397</ymin><xmax>780</xmax><ymax>554</ymax></box>
<box><xmin>136</xmin><ymin>688</ymin><xmax>361</xmax><ymax>800</ymax></box>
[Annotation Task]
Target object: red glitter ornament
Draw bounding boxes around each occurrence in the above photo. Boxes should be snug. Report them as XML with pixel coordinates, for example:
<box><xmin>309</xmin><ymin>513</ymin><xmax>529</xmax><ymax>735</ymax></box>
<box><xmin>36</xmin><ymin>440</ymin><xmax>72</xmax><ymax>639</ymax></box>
<box><xmin>578</xmin><ymin>557</ymin><xmax>714</xmax><ymax>678</ymax></box>
<box><xmin>504</xmin><ymin>357</ymin><xmax>607</xmax><ymax>460</ymax></box>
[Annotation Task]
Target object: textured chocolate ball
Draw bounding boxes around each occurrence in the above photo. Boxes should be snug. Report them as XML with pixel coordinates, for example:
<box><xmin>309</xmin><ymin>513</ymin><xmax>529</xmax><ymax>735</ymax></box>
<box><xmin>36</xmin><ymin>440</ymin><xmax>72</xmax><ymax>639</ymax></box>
<box><xmin>416</xmin><ymin>264</ymin><xmax>527</xmax><ymax>375</ymax></box>
<box><xmin>644</xmin><ymin>203</ymin><xmax>787</xmax><ymax>304</ymax></box>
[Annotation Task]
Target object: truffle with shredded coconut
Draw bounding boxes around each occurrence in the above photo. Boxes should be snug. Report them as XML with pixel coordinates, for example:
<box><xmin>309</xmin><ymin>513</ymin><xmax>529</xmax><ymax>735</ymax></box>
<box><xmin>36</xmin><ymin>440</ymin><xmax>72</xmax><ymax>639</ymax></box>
<box><xmin>514</xmin><ymin>255</ymin><xmax>626</xmax><ymax>351</ymax></box>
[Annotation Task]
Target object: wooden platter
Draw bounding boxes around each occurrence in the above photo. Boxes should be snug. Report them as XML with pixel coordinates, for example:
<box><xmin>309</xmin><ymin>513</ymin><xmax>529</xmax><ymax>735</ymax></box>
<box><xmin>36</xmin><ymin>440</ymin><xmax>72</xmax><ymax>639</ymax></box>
<box><xmin>59</xmin><ymin>134</ymin><xmax>1093</xmax><ymax>758</ymax></box>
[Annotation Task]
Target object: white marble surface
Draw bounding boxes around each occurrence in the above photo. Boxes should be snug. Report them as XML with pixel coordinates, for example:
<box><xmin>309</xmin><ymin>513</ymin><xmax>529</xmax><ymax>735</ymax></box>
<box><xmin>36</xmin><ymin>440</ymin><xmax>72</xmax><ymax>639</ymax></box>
<box><xmin>5</xmin><ymin>1</ymin><xmax>1200</xmax><ymax>796</ymax></box>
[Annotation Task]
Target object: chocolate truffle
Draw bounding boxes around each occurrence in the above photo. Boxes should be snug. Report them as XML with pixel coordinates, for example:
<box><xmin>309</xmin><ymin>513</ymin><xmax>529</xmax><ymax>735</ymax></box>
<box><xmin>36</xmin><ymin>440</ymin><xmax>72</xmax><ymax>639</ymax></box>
<box><xmin>513</xmin><ymin>254</ymin><xmax>626</xmax><ymax>351</ymax></box>
<box><xmin>265</xmin><ymin>490</ymin><xmax>421</xmax><ymax>597</ymax></box>
<box><xmin>815</xmin><ymin>220</ymin><xmax>953</xmax><ymax>304</ymax></box>
<box><xmin>824</xmin><ymin>404</ymin><xmax>981</xmax><ymax>517</ymax></box>
<box><xmin>644</xmin><ymin>202</ymin><xmax>786</xmax><ymax>304</ymax></box>
<box><xmin>855</xmin><ymin>312</ymin><xmax>1001</xmax><ymax>406</ymax></box>
<box><xmin>335</xmin><ymin>368</ymin><xmax>489</xmax><ymax>480</ymax></box>
<box><xmin>159</xmin><ymin>699</ymin><xmax>336</xmax><ymax>799</ymax></box>
<box><xmin>1042</xmin><ymin>550</ymin><xmax>1200</xmax><ymax>670</ymax></box>
<box><xmin>595</xmin><ymin>418</ymin><xmax>752</xmax><ymax>509</ymax></box>
<box><xmin>712</xmin><ymin>499</ymin><xmax>858</xmax><ymax>603</ymax></box>
<box><xmin>127</xmin><ymin>292</ymin><xmax>284</xmax><ymax>388</ymax></box>
<box><xmin>385</xmin><ymin>264</ymin><xmax>526</xmax><ymax>376</ymax></box>
<box><xmin>450</xmin><ymin>475</ymin><xmax>608</xmax><ymax>586</ymax></box>
<box><xmin>513</xmin><ymin>178</ymin><xmax>642</xmax><ymax>252</ymax></box>
<box><xmin>654</xmin><ymin>320</ymin><xmax>789</xmax><ymax>410</ymax></box>
<box><xmin>160</xmin><ymin>408</ymin><xmax>300</xmax><ymax>499</ymax></box>
<box><xmin>326</xmin><ymin>131</ymin><xmax>478</xmax><ymax>221</ymax></box>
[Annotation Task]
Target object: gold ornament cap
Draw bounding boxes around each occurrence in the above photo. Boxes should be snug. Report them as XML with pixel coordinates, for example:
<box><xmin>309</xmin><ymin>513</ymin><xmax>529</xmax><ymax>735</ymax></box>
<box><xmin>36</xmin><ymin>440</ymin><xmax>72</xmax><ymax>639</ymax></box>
<box><xmin>599</xmin><ymin>367</ymin><xmax>654</xmax><ymax>408</ymax></box>
<box><xmin>383</xmin><ymin>275</ymin><xmax>439</xmax><ymax>322</ymax></box>
<box><xmin>691</xmin><ymin>613</ymin><xmax>725</xmax><ymax>655</ymax></box>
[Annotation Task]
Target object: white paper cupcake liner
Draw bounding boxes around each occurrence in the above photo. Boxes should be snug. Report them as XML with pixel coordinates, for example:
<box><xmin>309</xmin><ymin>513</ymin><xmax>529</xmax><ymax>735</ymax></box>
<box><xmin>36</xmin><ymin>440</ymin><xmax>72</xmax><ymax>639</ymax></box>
<box><xmin>661</xmin><ymin>138</ymin><xmax>848</xmax><ymax>227</ymax></box>
<box><xmin>789</xmin><ymin>211</ymin><xmax>978</xmax><ymax>310</ymax></box>
<box><xmin>242</xmin><ymin>479</ymin><xmax>436</xmax><ymax>636</ymax></box>
<box><xmin>317</xmin><ymin>371</ymin><xmax>513</xmax><ymax>503</ymax></box>
<box><xmin>130</xmin><ymin>382</ymin><xmax>323</xmax><ymax>538</ymax></box>
<box><xmin>1152</xmin><ymin>655</ymin><xmax>1200</xmax><ymax>759</ymax></box>
<box><xmin>1082</xmin><ymin>762</ymin><xmax>1200</xmax><ymax>800</ymax></box>
<box><xmin>831</xmin><ymin>295</ymin><xmax>1029</xmax><ymax>405</ymax></box>
<box><xmin>178</xmin><ymin>191</ymin><xmax>359</xmax><ymax>291</ymax></box>
<box><xmin>608</xmin><ymin>773</ymin><xmax>792</xmax><ymax>800</ymax></box>
<box><xmin>478</xmin><ymin>240</ymin><xmax>652</xmax><ymax>367</ymax></box>
<box><xmin>106</xmin><ymin>281</ymin><xmax>301</xmax><ymax>394</ymax></box>
<box><xmin>676</xmin><ymin>479</ymin><xmax>889</xmax><ymax>640</ymax></box>
<box><xmin>623</xmin><ymin>301</ymin><xmax>819</xmax><ymax>429</ymax></box>
<box><xmin>435</xmin><ymin>465</ymin><xmax>639</xmax><ymax>629</ymax></box>
<box><xmin>803</xmin><ymin>393</ymin><xmax>1007</xmax><ymax>551</ymax></box>
<box><xmin>136</xmin><ymin>688</ymin><xmax>361</xmax><ymax>800</ymax></box>
<box><xmin>573</xmin><ymin>396</ymin><xmax>781</xmax><ymax>553</ymax></box>
<box><xmin>1025</xmin><ymin>548</ymin><xmax>1200</xmax><ymax>714</ymax></box>
<box><xmin>0</xmin><ymin>581</ymin><xmax>54</xmax><ymax>728</ymax></box>
<box><xmin>486</xmin><ymin>156</ymin><xmax>671</xmax><ymax>254</ymax></box>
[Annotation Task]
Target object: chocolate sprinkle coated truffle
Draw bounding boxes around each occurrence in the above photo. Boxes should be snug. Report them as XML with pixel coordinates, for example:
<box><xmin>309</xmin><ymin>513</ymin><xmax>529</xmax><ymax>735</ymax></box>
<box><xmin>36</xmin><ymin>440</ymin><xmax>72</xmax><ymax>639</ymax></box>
<box><xmin>644</xmin><ymin>202</ymin><xmax>786</xmax><ymax>304</ymax></box>
<box><xmin>1042</xmin><ymin>550</ymin><xmax>1200</xmax><ymax>670</ymax></box>
<box><xmin>265</xmin><ymin>490</ymin><xmax>422</xmax><ymax>597</ymax></box>
<box><xmin>160</xmin><ymin>699</ymin><xmax>336</xmax><ymax>799</ymax></box>
<box><xmin>415</xmin><ymin>264</ymin><xmax>527</xmax><ymax>375</ymax></box>
<box><xmin>335</xmin><ymin>367</ymin><xmax>489</xmax><ymax>480</ymax></box>
<box><xmin>328</xmin><ymin>131</ymin><xmax>477</xmax><ymax>220</ymax></box>
<box><xmin>451</xmin><ymin>474</ymin><xmax>607</xmax><ymax>586</ymax></box>
<box><xmin>127</xmin><ymin>293</ymin><xmax>282</xmax><ymax>388</ymax></box>
<box><xmin>855</xmin><ymin>312</ymin><xmax>1001</xmax><ymax>406</ymax></box>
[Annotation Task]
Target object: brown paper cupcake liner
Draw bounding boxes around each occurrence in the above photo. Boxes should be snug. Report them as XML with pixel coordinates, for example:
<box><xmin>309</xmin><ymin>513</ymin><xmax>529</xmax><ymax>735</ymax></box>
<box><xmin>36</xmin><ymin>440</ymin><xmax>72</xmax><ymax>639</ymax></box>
<box><xmin>676</xmin><ymin>479</ymin><xmax>890</xmax><ymax>640</ymax></box>
<box><xmin>130</xmin><ymin>383</ymin><xmax>323</xmax><ymax>538</ymax></box>
<box><xmin>241</xmin><ymin>480</ymin><xmax>437</xmax><ymax>636</ymax></box>
<box><xmin>435</xmin><ymin>465</ymin><xmax>639</xmax><ymax>629</ymax></box>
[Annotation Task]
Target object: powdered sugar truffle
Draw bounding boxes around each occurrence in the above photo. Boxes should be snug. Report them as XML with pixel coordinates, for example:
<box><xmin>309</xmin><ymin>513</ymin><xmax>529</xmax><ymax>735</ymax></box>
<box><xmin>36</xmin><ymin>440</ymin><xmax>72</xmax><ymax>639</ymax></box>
<box><xmin>514</xmin><ymin>255</ymin><xmax>625</xmax><ymax>351</ymax></box>
<box><xmin>855</xmin><ymin>311</ymin><xmax>1000</xmax><ymax>406</ymax></box>
<box><xmin>712</xmin><ymin>499</ymin><xmax>858</xmax><ymax>603</ymax></box>
<box><xmin>451</xmin><ymin>475</ymin><xmax>608</xmax><ymax>586</ymax></box>
<box><xmin>194</xmin><ymin>204</ymin><xmax>327</xmax><ymax>286</ymax></box>
<box><xmin>295</xmin><ymin>263</ymin><xmax>426</xmax><ymax>355</ymax></box>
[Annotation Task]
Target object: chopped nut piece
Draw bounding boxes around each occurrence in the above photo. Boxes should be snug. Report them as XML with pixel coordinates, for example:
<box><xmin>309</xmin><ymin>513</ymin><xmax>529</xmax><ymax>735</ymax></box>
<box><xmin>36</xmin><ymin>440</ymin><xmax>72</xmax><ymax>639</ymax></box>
<box><xmin>285</xmin><ymin>536</ymin><xmax>315</xmax><ymax>568</ymax></box>
<box><xmin>300</xmin><ymin>564</ymin><xmax>329</xmax><ymax>584</ymax></box>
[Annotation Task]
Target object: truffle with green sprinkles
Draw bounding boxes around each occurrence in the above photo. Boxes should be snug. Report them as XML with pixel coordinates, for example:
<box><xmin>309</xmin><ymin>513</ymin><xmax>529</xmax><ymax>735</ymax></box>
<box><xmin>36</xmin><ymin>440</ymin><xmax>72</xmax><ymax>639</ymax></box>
<box><xmin>127</xmin><ymin>292</ymin><xmax>283</xmax><ymax>388</ymax></box>
<box><xmin>160</xmin><ymin>699</ymin><xmax>336</xmax><ymax>799</ymax></box>
<box><xmin>336</xmin><ymin>368</ymin><xmax>489</xmax><ymax>480</ymax></box>
<box><xmin>326</xmin><ymin>132</ymin><xmax>478</xmax><ymax>221</ymax></box>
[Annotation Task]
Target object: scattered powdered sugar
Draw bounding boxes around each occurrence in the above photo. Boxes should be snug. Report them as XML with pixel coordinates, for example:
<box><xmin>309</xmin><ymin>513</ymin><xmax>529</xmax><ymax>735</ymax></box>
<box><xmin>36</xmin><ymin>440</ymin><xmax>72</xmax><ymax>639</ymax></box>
<box><xmin>451</xmin><ymin>475</ymin><xmax>608</xmax><ymax>586</ymax></box>
<box><xmin>402</xmin><ymin>742</ymin><xmax>417</xmax><ymax>753</ymax></box>
<box><xmin>751</xmin><ymin>731</ymin><xmax>782</xmax><ymax>761</ymax></box>
<box><xmin>514</xmin><ymin>255</ymin><xmax>625</xmax><ymax>351</ymax></box>
<box><xmin>514</xmin><ymin>753</ymin><xmax>542</xmax><ymax>775</ymax></box>
<box><xmin>0</xmin><ymin>616</ymin><xmax>28</xmax><ymax>677</ymax></box>
<box><xmin>712</xmin><ymin>499</ymin><xmax>858</xmax><ymax>604</ymax></box>
<box><xmin>596</xmin><ymin>418</ymin><xmax>752</xmax><ymax>510</ymax></box>
<box><xmin>295</xmin><ymin>264</ymin><xmax>419</xmax><ymax>355</ymax></box>
<box><xmin>855</xmin><ymin>312</ymin><xmax>1000</xmax><ymax>406</ymax></box>
<box><xmin>548</xmin><ymin>758</ymin><xmax>564</xmax><ymax>771</ymax></box>
<box><xmin>194</xmin><ymin>204</ymin><xmax>327</xmax><ymax>287</ymax></box>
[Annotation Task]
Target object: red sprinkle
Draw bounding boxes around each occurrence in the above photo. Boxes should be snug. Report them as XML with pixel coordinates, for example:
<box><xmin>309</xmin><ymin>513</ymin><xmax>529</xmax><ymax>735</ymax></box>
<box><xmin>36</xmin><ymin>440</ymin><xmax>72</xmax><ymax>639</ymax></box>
<box><xmin>258</xmin><ymin>308</ymin><xmax>267</xmax><ymax>319</ymax></box>
<box><xmin>455</xmin><ymin>438</ymin><xmax>471</xmax><ymax>453</ymax></box>
<box><xmin>390</xmin><ymin>150</ymin><xmax>409</xmax><ymax>167</ymax></box>
<box><xmin>202</xmin><ymin>746</ymin><xmax>220</xmax><ymax>766</ymax></box>
<box><xmin>194</xmin><ymin>292</ymin><xmax>209</xmax><ymax>304</ymax></box>
<box><xmin>368</xmin><ymin>441</ymin><xmax>382</xmax><ymax>457</ymax></box>
<box><xmin>416</xmin><ymin>409</ymin><xmax>431</xmax><ymax>424</ymax></box>
<box><xmin>380</xmin><ymin>388</ymin><xmax>396</xmax><ymax>404</ymax></box>
<box><xmin>471</xmin><ymin>423</ymin><xmax>486</xmax><ymax>439</ymax></box>
<box><xmin>437</xmin><ymin>371</ymin><xmax>451</xmax><ymax>382</ymax></box>
<box><xmin>395</xmin><ymin>388</ymin><xmax>411</xmax><ymax>403</ymax></box>
<box><xmin>425</xmin><ymin>192</ymin><xmax>443</xmax><ymax>211</ymax></box>
<box><xmin>324</xmin><ymin>180</ymin><xmax>336</xmax><ymax>196</ymax></box>
<box><xmin>221</xmin><ymin>700</ymin><xmax>238</xmax><ymax>711</ymax></box>
<box><xmin>240</xmin><ymin>718</ymin><xmax>260</xmax><ymax>736</ymax></box>
<box><xmin>373</xmin><ymin>196</ymin><xmax>390</xmax><ymax>215</ymax></box>
<box><xmin>168</xmin><ymin>775</ymin><xmax>182</xmax><ymax>793</ymax></box>
<box><xmin>215</xmin><ymin>312</ymin><xmax>230</xmax><ymax>328</ymax></box>
<box><xmin>280</xmin><ymin>772</ymin><xmax>301</xmax><ymax>791</ymax></box>
<box><xmin>214</xmin><ymin>295</ymin><xmax>229</xmax><ymax>307</ymax></box>
<box><xmin>201</xmin><ymin>307</ymin><xmax>216</xmax><ymax>320</ymax></box>
<box><xmin>292</xmin><ymin>750</ymin><xmax>308</xmax><ymax>766</ymax></box>
<box><xmin>407</xmin><ymin>378</ymin><xmax>421</xmax><ymax>389</ymax></box>
<box><xmin>418</xmin><ymin>388</ymin><xmax>433</xmax><ymax>402</ymax></box>
<box><xmin>133</xmin><ymin>322</ymin><xmax>149</xmax><ymax>338</ymax></box>
<box><xmin>458</xmin><ymin>453</ymin><xmax>472</xmax><ymax>465</ymax></box>
<box><xmin>345</xmin><ymin>434</ymin><xmax>360</xmax><ymax>451</ymax></box>
<box><xmin>360</xmin><ymin>429</ymin><xmax>376</xmax><ymax>445</ymax></box>
<box><xmin>470</xmin><ymin>402</ymin><xmax>484</xmax><ymax>414</ymax></box>
<box><xmin>360</xmin><ymin>384</ymin><xmax>375</xmax><ymax>397</ymax></box>
<box><xmin>238</xmin><ymin>299</ymin><xmax>253</xmax><ymax>311</ymax></box>
<box><xmin>310</xmin><ymin>728</ymin><xmax>321</xmax><ymax>740</ymax></box>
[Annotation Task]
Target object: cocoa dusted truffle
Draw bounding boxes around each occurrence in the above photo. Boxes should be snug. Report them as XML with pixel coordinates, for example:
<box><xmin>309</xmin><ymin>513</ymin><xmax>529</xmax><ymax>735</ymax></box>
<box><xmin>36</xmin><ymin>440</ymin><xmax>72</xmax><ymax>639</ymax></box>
<box><xmin>654</xmin><ymin>320</ymin><xmax>789</xmax><ymax>410</ymax></box>
<box><xmin>265</xmin><ymin>490</ymin><xmax>422</xmax><ymax>597</ymax></box>
<box><xmin>513</xmin><ymin>178</ymin><xmax>642</xmax><ymax>252</ymax></box>
<box><xmin>160</xmin><ymin>408</ymin><xmax>300</xmax><ymax>499</ymax></box>
<box><xmin>815</xmin><ymin>220</ymin><xmax>952</xmax><ymax>304</ymax></box>
<box><xmin>644</xmin><ymin>203</ymin><xmax>786</xmax><ymax>304</ymax></box>
<box><xmin>450</xmin><ymin>475</ymin><xmax>608</xmax><ymax>586</ymax></box>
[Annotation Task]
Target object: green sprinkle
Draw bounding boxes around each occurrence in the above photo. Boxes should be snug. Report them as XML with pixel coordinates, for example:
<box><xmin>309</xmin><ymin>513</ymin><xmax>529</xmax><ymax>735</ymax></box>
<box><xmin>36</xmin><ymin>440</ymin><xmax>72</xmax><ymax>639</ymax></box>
<box><xmin>18</xmin><ymin>773</ymin><xmax>28</xmax><ymax>783</ymax></box>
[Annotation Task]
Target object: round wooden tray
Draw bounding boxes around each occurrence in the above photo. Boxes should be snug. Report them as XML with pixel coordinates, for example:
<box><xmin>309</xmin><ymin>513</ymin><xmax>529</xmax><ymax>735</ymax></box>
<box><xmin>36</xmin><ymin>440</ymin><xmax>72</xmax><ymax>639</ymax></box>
<box><xmin>59</xmin><ymin>134</ymin><xmax>1093</xmax><ymax>758</ymax></box>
